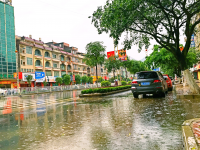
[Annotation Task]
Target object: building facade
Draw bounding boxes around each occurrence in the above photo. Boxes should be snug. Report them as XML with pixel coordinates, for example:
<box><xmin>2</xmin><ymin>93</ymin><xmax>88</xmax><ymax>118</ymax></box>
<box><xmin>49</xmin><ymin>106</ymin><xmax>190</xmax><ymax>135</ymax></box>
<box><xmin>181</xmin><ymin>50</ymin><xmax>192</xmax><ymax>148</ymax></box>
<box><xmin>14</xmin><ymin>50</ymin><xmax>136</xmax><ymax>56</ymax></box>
<box><xmin>0</xmin><ymin>1</ymin><xmax>16</xmax><ymax>88</ymax></box>
<box><xmin>16</xmin><ymin>35</ymin><xmax>96</xmax><ymax>87</ymax></box>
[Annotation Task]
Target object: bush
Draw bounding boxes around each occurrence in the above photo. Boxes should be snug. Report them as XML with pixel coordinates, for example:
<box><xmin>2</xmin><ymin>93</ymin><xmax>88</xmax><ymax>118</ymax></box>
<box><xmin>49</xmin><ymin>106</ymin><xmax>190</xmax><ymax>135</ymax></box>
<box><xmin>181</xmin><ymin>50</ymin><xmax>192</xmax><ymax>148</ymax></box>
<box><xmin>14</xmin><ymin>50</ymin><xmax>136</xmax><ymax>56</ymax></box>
<box><xmin>128</xmin><ymin>81</ymin><xmax>132</xmax><ymax>84</ymax></box>
<box><xmin>121</xmin><ymin>81</ymin><xmax>127</xmax><ymax>85</ymax></box>
<box><xmin>101</xmin><ymin>81</ymin><xmax>111</xmax><ymax>87</ymax></box>
<box><xmin>81</xmin><ymin>85</ymin><xmax>131</xmax><ymax>94</ymax></box>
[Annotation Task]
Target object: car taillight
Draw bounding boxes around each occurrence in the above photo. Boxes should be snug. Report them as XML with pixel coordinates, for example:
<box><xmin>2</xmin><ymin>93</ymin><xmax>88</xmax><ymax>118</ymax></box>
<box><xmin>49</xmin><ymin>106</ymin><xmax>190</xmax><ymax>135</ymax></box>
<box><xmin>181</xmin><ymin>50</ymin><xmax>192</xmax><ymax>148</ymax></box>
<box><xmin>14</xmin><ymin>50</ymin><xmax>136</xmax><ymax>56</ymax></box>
<box><xmin>132</xmin><ymin>81</ymin><xmax>138</xmax><ymax>84</ymax></box>
<box><xmin>153</xmin><ymin>80</ymin><xmax>161</xmax><ymax>83</ymax></box>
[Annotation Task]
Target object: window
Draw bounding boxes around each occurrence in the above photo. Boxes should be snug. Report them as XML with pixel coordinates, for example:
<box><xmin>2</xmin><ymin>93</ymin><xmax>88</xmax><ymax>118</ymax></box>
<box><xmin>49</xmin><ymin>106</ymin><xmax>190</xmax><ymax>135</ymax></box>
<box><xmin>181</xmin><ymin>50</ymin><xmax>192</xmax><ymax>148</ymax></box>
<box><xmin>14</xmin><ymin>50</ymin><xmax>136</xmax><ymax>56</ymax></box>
<box><xmin>67</xmin><ymin>65</ymin><xmax>71</xmax><ymax>70</ymax></box>
<box><xmin>45</xmin><ymin>52</ymin><xmax>50</xmax><ymax>57</ymax></box>
<box><xmin>54</xmin><ymin>71</ymin><xmax>59</xmax><ymax>76</ymax></box>
<box><xmin>27</xmin><ymin>57</ymin><xmax>32</xmax><ymax>65</ymax></box>
<box><xmin>78</xmin><ymin>68</ymin><xmax>80</xmax><ymax>70</ymax></box>
<box><xmin>21</xmin><ymin>60</ymin><xmax>22</xmax><ymax>65</ymax></box>
<box><xmin>61</xmin><ymin>64</ymin><xmax>65</xmax><ymax>70</ymax></box>
<box><xmin>137</xmin><ymin>72</ymin><xmax>158</xmax><ymax>79</ymax></box>
<box><xmin>24</xmin><ymin>69</ymin><xmax>26</xmax><ymax>72</ymax></box>
<box><xmin>21</xmin><ymin>68</ymin><xmax>23</xmax><ymax>72</ymax></box>
<box><xmin>53</xmin><ymin>54</ymin><xmax>56</xmax><ymax>59</ymax></box>
<box><xmin>35</xmin><ymin>49</ymin><xmax>41</xmax><ymax>56</ymax></box>
<box><xmin>101</xmin><ymin>68</ymin><xmax>103</xmax><ymax>73</ymax></box>
<box><xmin>61</xmin><ymin>71</ymin><xmax>66</xmax><ymax>76</ymax></box>
<box><xmin>45</xmin><ymin>61</ymin><xmax>50</xmax><ymax>67</ymax></box>
<box><xmin>35</xmin><ymin>60</ymin><xmax>41</xmax><ymax>66</ymax></box>
<box><xmin>32</xmin><ymin>69</ymin><xmax>33</xmax><ymax>72</ymax></box>
<box><xmin>26</xmin><ymin>46</ymin><xmax>32</xmax><ymax>54</ymax></box>
<box><xmin>91</xmin><ymin>68</ymin><xmax>93</xmax><ymax>72</ymax></box>
<box><xmin>46</xmin><ymin>71</ymin><xmax>52</xmax><ymax>76</ymax></box>
<box><xmin>53</xmin><ymin>63</ymin><xmax>57</xmax><ymax>68</ymax></box>
<box><xmin>73</xmin><ymin>65</ymin><xmax>76</xmax><ymax>70</ymax></box>
<box><xmin>61</xmin><ymin>55</ymin><xmax>64</xmax><ymax>61</ymax></box>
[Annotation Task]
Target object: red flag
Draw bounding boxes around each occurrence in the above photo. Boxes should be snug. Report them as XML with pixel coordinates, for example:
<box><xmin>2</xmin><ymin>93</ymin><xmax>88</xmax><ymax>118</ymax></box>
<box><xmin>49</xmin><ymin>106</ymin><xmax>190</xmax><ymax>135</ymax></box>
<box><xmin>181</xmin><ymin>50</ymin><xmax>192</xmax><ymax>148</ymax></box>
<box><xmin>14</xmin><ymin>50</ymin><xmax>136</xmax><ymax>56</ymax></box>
<box><xmin>107</xmin><ymin>51</ymin><xmax>115</xmax><ymax>59</ymax></box>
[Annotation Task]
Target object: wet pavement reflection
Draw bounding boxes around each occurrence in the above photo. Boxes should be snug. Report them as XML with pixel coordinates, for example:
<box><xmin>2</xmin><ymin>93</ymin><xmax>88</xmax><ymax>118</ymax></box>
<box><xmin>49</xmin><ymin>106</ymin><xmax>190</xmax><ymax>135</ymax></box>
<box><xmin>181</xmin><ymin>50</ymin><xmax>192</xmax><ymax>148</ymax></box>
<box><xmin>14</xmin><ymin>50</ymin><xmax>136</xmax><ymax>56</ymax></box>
<box><xmin>0</xmin><ymin>90</ymin><xmax>198</xmax><ymax>149</ymax></box>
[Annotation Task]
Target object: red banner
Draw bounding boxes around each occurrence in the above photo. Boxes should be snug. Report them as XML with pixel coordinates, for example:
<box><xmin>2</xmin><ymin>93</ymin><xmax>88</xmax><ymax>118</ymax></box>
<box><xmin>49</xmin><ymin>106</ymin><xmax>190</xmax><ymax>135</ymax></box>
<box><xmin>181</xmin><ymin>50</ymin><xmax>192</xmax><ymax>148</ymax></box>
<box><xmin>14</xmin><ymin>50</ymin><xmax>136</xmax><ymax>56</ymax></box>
<box><xmin>107</xmin><ymin>51</ymin><xmax>115</xmax><ymax>59</ymax></box>
<box><xmin>118</xmin><ymin>49</ymin><xmax>127</xmax><ymax>61</ymax></box>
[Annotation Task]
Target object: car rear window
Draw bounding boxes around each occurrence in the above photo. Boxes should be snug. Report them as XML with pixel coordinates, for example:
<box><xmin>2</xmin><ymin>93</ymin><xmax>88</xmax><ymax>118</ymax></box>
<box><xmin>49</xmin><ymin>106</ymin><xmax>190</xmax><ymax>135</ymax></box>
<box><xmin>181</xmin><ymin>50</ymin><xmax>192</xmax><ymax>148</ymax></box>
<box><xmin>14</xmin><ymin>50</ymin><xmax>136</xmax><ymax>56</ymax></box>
<box><xmin>137</xmin><ymin>72</ymin><xmax>158</xmax><ymax>79</ymax></box>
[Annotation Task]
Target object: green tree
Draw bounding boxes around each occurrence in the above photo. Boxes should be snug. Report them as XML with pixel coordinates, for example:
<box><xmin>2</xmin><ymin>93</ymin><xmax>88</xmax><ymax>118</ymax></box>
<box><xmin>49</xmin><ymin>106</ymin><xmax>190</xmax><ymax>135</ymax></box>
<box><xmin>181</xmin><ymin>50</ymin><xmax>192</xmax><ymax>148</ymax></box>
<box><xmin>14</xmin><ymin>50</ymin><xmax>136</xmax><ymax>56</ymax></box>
<box><xmin>104</xmin><ymin>57</ymin><xmax>121</xmax><ymax>79</ymax></box>
<box><xmin>98</xmin><ymin>77</ymin><xmax>104</xmax><ymax>83</ymax></box>
<box><xmin>26</xmin><ymin>75</ymin><xmax>33</xmax><ymax>87</ymax></box>
<box><xmin>82</xmin><ymin>75</ymin><xmax>89</xmax><ymax>84</ymax></box>
<box><xmin>127</xmin><ymin>60</ymin><xmax>147</xmax><ymax>74</ymax></box>
<box><xmin>83</xmin><ymin>41</ymin><xmax>106</xmax><ymax>84</ymax></box>
<box><xmin>145</xmin><ymin>45</ymin><xmax>198</xmax><ymax>77</ymax></box>
<box><xmin>88</xmin><ymin>77</ymin><xmax>93</xmax><ymax>84</ymax></box>
<box><xmin>43</xmin><ymin>81</ymin><xmax>48</xmax><ymax>86</ymax></box>
<box><xmin>90</xmin><ymin>0</ymin><xmax>200</xmax><ymax>93</ymax></box>
<box><xmin>55</xmin><ymin>77</ymin><xmax>63</xmax><ymax>86</ymax></box>
<box><xmin>109</xmin><ymin>77</ymin><xmax>115</xmax><ymax>83</ymax></box>
<box><xmin>120</xmin><ymin>57</ymin><xmax>132</xmax><ymax>81</ymax></box>
<box><xmin>62</xmin><ymin>74</ymin><xmax>71</xmax><ymax>85</ymax></box>
<box><xmin>75</xmin><ymin>75</ymin><xmax>81</xmax><ymax>84</ymax></box>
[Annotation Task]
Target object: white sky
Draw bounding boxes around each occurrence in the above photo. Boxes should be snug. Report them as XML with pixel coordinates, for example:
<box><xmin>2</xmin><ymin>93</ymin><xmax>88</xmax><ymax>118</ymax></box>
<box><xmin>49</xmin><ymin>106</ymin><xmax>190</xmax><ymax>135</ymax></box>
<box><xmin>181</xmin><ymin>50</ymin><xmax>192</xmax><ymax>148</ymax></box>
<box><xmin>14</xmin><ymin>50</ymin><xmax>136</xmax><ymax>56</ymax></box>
<box><xmin>12</xmin><ymin>0</ymin><xmax>185</xmax><ymax>61</ymax></box>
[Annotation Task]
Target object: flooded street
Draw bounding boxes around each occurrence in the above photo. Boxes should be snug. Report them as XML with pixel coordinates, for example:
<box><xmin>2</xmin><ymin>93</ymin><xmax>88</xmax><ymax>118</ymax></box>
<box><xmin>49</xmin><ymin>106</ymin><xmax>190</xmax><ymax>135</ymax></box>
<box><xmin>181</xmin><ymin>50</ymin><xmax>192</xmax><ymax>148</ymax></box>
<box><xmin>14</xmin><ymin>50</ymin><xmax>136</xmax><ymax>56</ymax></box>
<box><xmin>0</xmin><ymin>90</ymin><xmax>199</xmax><ymax>150</ymax></box>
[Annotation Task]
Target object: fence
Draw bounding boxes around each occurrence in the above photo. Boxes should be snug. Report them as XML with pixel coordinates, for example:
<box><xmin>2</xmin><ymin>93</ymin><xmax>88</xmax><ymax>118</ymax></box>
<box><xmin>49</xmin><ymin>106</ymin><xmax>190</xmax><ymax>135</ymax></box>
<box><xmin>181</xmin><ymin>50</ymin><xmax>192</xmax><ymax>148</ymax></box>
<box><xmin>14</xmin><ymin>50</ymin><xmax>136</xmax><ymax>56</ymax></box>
<box><xmin>0</xmin><ymin>84</ymin><xmax>101</xmax><ymax>96</ymax></box>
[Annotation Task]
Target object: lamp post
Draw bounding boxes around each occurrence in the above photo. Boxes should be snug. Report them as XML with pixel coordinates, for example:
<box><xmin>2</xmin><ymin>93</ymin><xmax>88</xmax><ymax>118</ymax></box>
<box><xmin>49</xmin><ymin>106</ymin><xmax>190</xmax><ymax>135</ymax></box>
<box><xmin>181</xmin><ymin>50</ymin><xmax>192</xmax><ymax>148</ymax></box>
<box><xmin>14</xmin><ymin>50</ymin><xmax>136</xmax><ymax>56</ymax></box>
<box><xmin>15</xmin><ymin>50</ymin><xmax>20</xmax><ymax>94</ymax></box>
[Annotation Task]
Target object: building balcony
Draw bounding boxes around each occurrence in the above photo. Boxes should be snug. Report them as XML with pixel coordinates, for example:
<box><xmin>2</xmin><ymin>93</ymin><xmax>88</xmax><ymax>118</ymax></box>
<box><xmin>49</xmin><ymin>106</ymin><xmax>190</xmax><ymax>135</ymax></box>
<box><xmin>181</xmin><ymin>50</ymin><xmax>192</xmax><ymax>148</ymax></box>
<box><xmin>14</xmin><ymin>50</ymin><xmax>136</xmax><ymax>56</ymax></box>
<box><xmin>67</xmin><ymin>70</ymin><xmax>72</xmax><ymax>72</ymax></box>
<box><xmin>45</xmin><ymin>66</ymin><xmax>52</xmax><ymax>70</ymax></box>
<box><xmin>53</xmin><ymin>67</ymin><xmax>60</xmax><ymax>71</ymax></box>
<box><xmin>52</xmin><ymin>58</ymin><xmax>60</xmax><ymax>62</ymax></box>
<box><xmin>83</xmin><ymin>71</ymin><xmax>87</xmax><ymax>74</ymax></box>
<box><xmin>35</xmin><ymin>65</ymin><xmax>43</xmax><ymax>69</ymax></box>
<box><xmin>73</xmin><ymin>70</ymin><xmax>80</xmax><ymax>73</ymax></box>
<box><xmin>35</xmin><ymin>54</ymin><xmax>43</xmax><ymax>59</ymax></box>
<box><xmin>44</xmin><ymin>56</ymin><xmax>52</xmax><ymax>60</ymax></box>
<box><xmin>72</xmin><ymin>61</ymin><xmax>79</xmax><ymax>65</ymax></box>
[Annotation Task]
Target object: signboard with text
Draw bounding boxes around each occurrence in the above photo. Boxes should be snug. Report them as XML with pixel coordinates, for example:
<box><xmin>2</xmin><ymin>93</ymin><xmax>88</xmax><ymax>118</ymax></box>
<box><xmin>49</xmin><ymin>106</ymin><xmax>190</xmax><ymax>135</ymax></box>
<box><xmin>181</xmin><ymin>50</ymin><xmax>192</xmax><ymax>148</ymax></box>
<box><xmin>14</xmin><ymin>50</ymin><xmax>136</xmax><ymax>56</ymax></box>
<box><xmin>22</xmin><ymin>73</ymin><xmax>35</xmax><ymax>81</ymax></box>
<box><xmin>118</xmin><ymin>49</ymin><xmax>127</xmax><ymax>61</ymax></box>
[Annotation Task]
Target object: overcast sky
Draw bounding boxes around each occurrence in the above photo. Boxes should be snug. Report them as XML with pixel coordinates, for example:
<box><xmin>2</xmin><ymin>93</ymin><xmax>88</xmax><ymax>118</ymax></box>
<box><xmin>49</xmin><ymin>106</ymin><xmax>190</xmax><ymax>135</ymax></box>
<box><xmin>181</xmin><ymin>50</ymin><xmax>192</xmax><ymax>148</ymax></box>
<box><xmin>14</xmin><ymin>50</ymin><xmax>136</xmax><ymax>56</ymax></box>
<box><xmin>12</xmin><ymin>0</ymin><xmax>185</xmax><ymax>61</ymax></box>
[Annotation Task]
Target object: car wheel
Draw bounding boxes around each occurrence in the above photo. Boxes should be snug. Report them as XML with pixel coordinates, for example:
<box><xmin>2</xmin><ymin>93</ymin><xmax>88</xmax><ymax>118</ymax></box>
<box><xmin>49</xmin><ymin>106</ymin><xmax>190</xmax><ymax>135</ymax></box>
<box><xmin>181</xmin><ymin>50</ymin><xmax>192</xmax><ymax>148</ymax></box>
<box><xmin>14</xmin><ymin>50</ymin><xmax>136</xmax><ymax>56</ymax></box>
<box><xmin>133</xmin><ymin>94</ymin><xmax>138</xmax><ymax>98</ymax></box>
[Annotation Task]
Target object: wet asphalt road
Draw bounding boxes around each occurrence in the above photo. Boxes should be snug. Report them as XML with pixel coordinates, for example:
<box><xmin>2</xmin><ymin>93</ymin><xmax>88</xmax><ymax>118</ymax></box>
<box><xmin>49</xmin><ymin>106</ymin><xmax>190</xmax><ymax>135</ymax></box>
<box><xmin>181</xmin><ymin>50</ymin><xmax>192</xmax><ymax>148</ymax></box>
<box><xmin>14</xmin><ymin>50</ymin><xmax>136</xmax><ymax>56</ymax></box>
<box><xmin>0</xmin><ymin>90</ymin><xmax>198</xmax><ymax>150</ymax></box>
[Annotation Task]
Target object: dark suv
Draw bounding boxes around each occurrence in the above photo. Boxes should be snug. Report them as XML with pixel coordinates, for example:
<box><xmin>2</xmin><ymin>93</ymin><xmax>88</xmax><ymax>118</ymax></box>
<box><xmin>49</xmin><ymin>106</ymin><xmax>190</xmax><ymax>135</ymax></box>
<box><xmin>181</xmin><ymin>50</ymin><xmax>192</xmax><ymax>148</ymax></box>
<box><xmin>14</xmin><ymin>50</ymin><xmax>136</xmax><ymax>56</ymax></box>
<box><xmin>131</xmin><ymin>71</ymin><xmax>168</xmax><ymax>98</ymax></box>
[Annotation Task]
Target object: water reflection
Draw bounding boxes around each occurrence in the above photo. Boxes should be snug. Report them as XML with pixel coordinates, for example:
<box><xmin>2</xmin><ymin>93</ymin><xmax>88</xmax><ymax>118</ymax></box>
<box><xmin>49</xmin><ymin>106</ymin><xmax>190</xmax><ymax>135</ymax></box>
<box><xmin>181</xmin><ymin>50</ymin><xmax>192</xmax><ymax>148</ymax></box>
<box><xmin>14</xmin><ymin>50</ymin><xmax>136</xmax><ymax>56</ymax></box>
<box><xmin>0</xmin><ymin>91</ymin><xmax>199</xmax><ymax>149</ymax></box>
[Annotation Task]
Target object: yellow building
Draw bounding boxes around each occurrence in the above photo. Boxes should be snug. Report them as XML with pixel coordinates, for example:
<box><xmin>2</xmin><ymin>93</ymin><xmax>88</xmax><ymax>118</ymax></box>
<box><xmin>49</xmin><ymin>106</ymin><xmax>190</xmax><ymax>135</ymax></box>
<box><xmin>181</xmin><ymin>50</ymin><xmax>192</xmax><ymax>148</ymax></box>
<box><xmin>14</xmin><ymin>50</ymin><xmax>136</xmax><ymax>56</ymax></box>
<box><xmin>16</xmin><ymin>35</ymin><xmax>95</xmax><ymax>86</ymax></box>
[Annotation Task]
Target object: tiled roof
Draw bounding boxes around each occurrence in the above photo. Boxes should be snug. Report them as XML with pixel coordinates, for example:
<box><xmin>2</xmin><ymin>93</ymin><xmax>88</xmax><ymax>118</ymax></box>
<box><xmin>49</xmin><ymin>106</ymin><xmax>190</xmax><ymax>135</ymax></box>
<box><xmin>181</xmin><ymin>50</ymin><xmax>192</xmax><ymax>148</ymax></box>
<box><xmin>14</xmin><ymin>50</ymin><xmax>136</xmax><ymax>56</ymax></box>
<box><xmin>34</xmin><ymin>44</ymin><xmax>44</xmax><ymax>49</ymax></box>
<box><xmin>24</xmin><ymin>37</ymin><xmax>35</xmax><ymax>42</ymax></box>
<box><xmin>34</xmin><ymin>39</ymin><xmax>44</xmax><ymax>45</ymax></box>
<box><xmin>44</xmin><ymin>47</ymin><xmax>52</xmax><ymax>51</ymax></box>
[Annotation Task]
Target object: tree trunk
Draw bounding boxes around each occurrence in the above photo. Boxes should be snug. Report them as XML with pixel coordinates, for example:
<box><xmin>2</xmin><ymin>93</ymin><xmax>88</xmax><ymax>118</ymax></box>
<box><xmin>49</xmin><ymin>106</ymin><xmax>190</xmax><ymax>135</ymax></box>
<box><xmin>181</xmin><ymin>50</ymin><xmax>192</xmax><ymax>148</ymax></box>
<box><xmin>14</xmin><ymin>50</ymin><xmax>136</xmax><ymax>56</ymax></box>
<box><xmin>183</xmin><ymin>69</ymin><xmax>200</xmax><ymax>94</ymax></box>
<box><xmin>96</xmin><ymin>65</ymin><xmax>98</xmax><ymax>87</ymax></box>
<box><xmin>125</xmin><ymin>67</ymin><xmax>127</xmax><ymax>81</ymax></box>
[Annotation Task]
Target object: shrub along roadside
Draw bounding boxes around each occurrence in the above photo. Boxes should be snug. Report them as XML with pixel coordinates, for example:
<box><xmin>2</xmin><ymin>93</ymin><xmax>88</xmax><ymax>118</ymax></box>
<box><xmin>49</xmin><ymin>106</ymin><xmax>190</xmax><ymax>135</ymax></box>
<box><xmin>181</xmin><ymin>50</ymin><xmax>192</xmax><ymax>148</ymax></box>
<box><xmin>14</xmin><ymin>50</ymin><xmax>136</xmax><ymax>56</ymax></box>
<box><xmin>81</xmin><ymin>85</ymin><xmax>131</xmax><ymax>94</ymax></box>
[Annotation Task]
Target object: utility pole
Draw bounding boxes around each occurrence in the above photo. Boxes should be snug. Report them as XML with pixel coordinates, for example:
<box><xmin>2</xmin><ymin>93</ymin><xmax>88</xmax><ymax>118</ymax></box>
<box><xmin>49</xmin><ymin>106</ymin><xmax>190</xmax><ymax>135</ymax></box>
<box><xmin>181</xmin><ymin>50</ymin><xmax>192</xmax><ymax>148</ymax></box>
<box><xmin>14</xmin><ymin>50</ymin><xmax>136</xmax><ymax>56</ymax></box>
<box><xmin>15</xmin><ymin>50</ymin><xmax>20</xmax><ymax>95</ymax></box>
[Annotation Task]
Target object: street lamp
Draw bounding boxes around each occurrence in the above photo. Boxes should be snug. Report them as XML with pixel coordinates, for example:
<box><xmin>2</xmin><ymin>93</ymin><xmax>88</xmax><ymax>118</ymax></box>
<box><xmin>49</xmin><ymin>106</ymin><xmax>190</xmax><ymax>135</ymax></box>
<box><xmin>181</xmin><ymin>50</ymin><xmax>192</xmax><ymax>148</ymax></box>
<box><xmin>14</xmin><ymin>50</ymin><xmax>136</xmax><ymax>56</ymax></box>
<box><xmin>15</xmin><ymin>50</ymin><xmax>20</xmax><ymax>94</ymax></box>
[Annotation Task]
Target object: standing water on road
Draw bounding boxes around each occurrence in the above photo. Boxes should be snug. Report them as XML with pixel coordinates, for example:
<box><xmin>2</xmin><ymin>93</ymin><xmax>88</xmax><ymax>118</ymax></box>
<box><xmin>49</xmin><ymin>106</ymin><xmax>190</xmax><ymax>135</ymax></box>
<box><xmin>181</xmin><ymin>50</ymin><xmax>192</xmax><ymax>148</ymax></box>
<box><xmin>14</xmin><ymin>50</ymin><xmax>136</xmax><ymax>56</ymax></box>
<box><xmin>0</xmin><ymin>90</ymin><xmax>199</xmax><ymax>149</ymax></box>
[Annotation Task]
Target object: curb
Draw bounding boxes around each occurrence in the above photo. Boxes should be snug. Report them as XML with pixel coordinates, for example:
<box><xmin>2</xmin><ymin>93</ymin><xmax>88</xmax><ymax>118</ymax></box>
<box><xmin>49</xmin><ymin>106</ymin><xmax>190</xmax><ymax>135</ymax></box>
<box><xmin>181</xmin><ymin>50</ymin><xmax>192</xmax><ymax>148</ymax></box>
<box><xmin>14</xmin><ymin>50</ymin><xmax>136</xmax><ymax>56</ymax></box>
<box><xmin>182</xmin><ymin>118</ymin><xmax>200</xmax><ymax>150</ymax></box>
<box><xmin>79</xmin><ymin>88</ymin><xmax>131</xmax><ymax>97</ymax></box>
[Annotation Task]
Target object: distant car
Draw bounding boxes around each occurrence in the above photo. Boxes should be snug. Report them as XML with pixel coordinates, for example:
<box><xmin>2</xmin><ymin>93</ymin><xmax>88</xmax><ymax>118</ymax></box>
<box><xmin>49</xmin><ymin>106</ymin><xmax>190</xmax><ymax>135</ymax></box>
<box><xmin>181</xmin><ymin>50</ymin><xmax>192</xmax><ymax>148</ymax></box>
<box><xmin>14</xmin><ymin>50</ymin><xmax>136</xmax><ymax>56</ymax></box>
<box><xmin>163</xmin><ymin>74</ymin><xmax>173</xmax><ymax>91</ymax></box>
<box><xmin>131</xmin><ymin>71</ymin><xmax>168</xmax><ymax>98</ymax></box>
<box><xmin>0</xmin><ymin>89</ymin><xmax>7</xmax><ymax>96</ymax></box>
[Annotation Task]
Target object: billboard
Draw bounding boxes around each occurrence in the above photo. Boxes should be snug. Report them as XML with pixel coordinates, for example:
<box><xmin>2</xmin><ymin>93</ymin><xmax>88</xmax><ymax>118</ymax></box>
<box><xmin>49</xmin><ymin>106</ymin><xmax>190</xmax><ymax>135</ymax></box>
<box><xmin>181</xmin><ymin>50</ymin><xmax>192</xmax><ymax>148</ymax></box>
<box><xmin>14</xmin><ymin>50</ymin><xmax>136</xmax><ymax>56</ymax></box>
<box><xmin>13</xmin><ymin>72</ymin><xmax>22</xmax><ymax>79</ymax></box>
<box><xmin>107</xmin><ymin>51</ymin><xmax>115</xmax><ymax>59</ymax></box>
<box><xmin>46</xmin><ymin>76</ymin><xmax>56</xmax><ymax>82</ymax></box>
<box><xmin>118</xmin><ymin>49</ymin><xmax>127</xmax><ymax>61</ymax></box>
<box><xmin>35</xmin><ymin>72</ymin><xmax>45</xmax><ymax>83</ymax></box>
<box><xmin>22</xmin><ymin>73</ymin><xmax>35</xmax><ymax>81</ymax></box>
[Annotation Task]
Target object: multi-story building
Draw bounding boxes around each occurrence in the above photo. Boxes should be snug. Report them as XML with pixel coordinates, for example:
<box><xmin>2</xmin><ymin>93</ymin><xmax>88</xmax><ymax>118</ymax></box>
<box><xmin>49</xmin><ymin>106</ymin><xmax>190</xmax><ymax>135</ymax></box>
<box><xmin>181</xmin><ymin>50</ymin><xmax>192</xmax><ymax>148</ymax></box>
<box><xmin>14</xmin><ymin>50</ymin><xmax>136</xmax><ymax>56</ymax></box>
<box><xmin>0</xmin><ymin>1</ymin><xmax>16</xmax><ymax>88</ymax></box>
<box><xmin>16</xmin><ymin>35</ymin><xmax>94</xmax><ymax>87</ymax></box>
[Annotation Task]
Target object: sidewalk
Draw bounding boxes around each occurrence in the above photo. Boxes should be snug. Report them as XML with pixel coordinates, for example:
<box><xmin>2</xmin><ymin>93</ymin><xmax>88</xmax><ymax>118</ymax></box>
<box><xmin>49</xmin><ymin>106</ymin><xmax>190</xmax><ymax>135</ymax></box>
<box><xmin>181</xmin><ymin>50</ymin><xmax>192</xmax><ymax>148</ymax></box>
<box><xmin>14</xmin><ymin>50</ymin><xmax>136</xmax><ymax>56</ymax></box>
<box><xmin>182</xmin><ymin>118</ymin><xmax>200</xmax><ymax>150</ymax></box>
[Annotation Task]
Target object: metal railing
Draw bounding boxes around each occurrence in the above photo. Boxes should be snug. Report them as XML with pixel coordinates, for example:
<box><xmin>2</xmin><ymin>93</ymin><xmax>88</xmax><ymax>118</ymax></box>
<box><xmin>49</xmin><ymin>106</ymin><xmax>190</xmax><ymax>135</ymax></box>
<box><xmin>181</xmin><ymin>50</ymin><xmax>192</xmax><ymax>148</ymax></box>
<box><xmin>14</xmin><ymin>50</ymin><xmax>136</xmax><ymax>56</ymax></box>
<box><xmin>0</xmin><ymin>83</ymin><xmax>101</xmax><ymax>96</ymax></box>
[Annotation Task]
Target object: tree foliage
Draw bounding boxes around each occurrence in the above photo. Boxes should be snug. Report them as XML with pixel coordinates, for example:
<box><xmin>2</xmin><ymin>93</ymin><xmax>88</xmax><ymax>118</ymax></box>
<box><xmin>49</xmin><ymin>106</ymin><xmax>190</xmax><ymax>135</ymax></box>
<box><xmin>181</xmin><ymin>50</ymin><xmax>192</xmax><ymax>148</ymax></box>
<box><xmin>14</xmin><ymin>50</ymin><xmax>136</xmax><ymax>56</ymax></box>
<box><xmin>127</xmin><ymin>60</ymin><xmax>148</xmax><ymax>74</ymax></box>
<box><xmin>75</xmin><ymin>75</ymin><xmax>81</xmax><ymax>84</ymax></box>
<box><xmin>56</xmin><ymin>77</ymin><xmax>63</xmax><ymax>86</ymax></box>
<box><xmin>26</xmin><ymin>75</ymin><xmax>33</xmax><ymax>86</ymax></box>
<box><xmin>104</xmin><ymin>56</ymin><xmax>121</xmax><ymax>79</ymax></box>
<box><xmin>82</xmin><ymin>75</ymin><xmax>89</xmax><ymax>84</ymax></box>
<box><xmin>144</xmin><ymin>45</ymin><xmax>198</xmax><ymax>77</ymax></box>
<box><xmin>88</xmin><ymin>77</ymin><xmax>93</xmax><ymax>84</ymax></box>
<box><xmin>90</xmin><ymin>0</ymin><xmax>200</xmax><ymax>70</ymax></box>
<box><xmin>98</xmin><ymin>77</ymin><xmax>104</xmax><ymax>83</ymax></box>
<box><xmin>83</xmin><ymin>41</ymin><xmax>106</xmax><ymax>82</ymax></box>
<box><xmin>62</xmin><ymin>74</ymin><xmax>71</xmax><ymax>85</ymax></box>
